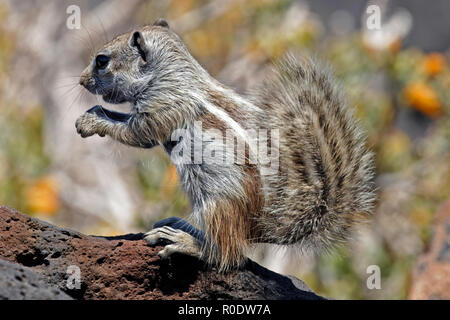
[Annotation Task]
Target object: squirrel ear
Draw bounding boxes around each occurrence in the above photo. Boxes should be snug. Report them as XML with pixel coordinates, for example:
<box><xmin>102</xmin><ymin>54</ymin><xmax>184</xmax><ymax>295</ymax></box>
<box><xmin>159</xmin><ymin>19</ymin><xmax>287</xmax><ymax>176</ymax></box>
<box><xmin>129</xmin><ymin>31</ymin><xmax>147</xmax><ymax>62</ymax></box>
<box><xmin>153</xmin><ymin>18</ymin><xmax>169</xmax><ymax>28</ymax></box>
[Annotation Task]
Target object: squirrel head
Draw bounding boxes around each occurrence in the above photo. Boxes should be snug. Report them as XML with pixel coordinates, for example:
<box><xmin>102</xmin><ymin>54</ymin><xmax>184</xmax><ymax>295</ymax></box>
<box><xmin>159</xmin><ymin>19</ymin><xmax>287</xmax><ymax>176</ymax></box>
<box><xmin>79</xmin><ymin>18</ymin><xmax>204</xmax><ymax>107</ymax></box>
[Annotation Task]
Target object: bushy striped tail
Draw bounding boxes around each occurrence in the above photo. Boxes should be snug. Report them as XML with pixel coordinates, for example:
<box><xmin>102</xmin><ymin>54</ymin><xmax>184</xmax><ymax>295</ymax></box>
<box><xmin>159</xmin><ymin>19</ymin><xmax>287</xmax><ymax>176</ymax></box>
<box><xmin>255</xmin><ymin>54</ymin><xmax>376</xmax><ymax>251</ymax></box>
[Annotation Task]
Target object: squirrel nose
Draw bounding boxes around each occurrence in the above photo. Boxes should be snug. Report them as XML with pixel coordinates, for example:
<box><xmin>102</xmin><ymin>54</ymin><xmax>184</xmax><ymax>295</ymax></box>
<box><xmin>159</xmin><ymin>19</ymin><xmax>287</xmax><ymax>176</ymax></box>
<box><xmin>79</xmin><ymin>68</ymin><xmax>92</xmax><ymax>87</ymax></box>
<box><xmin>79</xmin><ymin>76</ymin><xmax>87</xmax><ymax>87</ymax></box>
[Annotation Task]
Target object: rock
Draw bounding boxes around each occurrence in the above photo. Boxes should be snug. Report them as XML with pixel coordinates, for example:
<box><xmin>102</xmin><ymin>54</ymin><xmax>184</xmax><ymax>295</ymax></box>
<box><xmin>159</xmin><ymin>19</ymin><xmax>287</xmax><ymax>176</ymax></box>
<box><xmin>0</xmin><ymin>259</ymin><xmax>72</xmax><ymax>300</ymax></box>
<box><xmin>0</xmin><ymin>206</ymin><xmax>323</xmax><ymax>300</ymax></box>
<box><xmin>409</xmin><ymin>201</ymin><xmax>450</xmax><ymax>299</ymax></box>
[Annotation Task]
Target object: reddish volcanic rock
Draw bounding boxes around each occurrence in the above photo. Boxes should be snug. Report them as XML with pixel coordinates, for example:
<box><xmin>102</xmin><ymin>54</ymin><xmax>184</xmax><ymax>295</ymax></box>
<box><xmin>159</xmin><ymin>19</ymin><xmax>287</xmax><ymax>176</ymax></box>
<box><xmin>0</xmin><ymin>205</ymin><xmax>321</xmax><ymax>300</ymax></box>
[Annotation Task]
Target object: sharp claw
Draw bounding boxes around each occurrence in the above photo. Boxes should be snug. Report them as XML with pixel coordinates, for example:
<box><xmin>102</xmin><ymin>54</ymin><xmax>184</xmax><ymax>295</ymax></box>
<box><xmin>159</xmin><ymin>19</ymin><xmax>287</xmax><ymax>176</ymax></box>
<box><xmin>157</xmin><ymin>250</ymin><xmax>166</xmax><ymax>259</ymax></box>
<box><xmin>157</xmin><ymin>246</ymin><xmax>173</xmax><ymax>259</ymax></box>
<box><xmin>144</xmin><ymin>235</ymin><xmax>158</xmax><ymax>246</ymax></box>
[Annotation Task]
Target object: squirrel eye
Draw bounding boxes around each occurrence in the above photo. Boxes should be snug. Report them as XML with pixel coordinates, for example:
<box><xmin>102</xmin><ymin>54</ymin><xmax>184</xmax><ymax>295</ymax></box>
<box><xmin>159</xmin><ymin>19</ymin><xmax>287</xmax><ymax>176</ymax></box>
<box><xmin>95</xmin><ymin>54</ymin><xmax>109</xmax><ymax>69</ymax></box>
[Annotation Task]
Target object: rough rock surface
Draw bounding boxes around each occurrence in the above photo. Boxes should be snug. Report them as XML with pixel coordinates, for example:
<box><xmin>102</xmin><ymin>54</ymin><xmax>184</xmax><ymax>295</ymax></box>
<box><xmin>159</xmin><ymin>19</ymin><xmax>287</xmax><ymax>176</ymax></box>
<box><xmin>0</xmin><ymin>206</ymin><xmax>323</xmax><ymax>300</ymax></box>
<box><xmin>409</xmin><ymin>201</ymin><xmax>450</xmax><ymax>299</ymax></box>
<box><xmin>0</xmin><ymin>259</ymin><xmax>72</xmax><ymax>300</ymax></box>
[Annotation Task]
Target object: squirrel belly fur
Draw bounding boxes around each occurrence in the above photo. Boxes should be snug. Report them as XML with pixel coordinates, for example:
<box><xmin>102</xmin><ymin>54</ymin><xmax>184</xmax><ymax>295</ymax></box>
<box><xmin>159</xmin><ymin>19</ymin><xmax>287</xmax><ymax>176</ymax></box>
<box><xmin>76</xmin><ymin>19</ymin><xmax>376</xmax><ymax>271</ymax></box>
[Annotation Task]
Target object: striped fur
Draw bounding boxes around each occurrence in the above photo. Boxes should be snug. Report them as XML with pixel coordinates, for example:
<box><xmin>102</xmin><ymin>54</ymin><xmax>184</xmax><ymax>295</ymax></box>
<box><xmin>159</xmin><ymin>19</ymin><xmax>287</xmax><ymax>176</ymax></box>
<box><xmin>253</xmin><ymin>55</ymin><xmax>376</xmax><ymax>251</ymax></box>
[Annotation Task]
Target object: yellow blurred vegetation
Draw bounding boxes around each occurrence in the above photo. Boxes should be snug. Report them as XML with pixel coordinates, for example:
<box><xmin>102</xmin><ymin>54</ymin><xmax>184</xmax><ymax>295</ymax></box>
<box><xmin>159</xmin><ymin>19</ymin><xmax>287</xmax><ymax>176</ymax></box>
<box><xmin>24</xmin><ymin>176</ymin><xmax>60</xmax><ymax>216</ymax></box>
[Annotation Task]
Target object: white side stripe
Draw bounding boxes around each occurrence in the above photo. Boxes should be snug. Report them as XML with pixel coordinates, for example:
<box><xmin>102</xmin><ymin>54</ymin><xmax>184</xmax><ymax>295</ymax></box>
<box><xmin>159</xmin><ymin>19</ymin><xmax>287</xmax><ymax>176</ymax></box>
<box><xmin>191</xmin><ymin>91</ymin><xmax>258</xmax><ymax>161</ymax></box>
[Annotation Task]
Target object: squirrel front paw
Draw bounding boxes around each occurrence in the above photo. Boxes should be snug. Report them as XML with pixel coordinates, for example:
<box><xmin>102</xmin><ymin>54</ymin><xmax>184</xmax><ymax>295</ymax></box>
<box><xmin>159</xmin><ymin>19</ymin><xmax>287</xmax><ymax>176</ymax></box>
<box><xmin>75</xmin><ymin>111</ymin><xmax>105</xmax><ymax>138</ymax></box>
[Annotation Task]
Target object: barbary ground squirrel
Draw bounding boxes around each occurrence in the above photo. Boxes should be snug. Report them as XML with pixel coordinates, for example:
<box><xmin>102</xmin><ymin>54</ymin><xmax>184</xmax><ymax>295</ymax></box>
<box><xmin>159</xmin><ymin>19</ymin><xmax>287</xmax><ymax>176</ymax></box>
<box><xmin>76</xmin><ymin>19</ymin><xmax>376</xmax><ymax>271</ymax></box>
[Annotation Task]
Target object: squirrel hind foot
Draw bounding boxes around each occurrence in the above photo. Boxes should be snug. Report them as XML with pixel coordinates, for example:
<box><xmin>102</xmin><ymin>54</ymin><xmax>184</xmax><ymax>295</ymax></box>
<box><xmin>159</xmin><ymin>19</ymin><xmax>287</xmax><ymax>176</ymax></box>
<box><xmin>153</xmin><ymin>216</ymin><xmax>206</xmax><ymax>243</ymax></box>
<box><xmin>144</xmin><ymin>226</ymin><xmax>202</xmax><ymax>259</ymax></box>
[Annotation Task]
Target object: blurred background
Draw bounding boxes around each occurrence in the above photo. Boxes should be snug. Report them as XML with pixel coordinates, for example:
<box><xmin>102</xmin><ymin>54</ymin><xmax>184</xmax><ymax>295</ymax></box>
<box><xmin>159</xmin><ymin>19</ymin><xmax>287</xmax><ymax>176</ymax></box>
<box><xmin>0</xmin><ymin>0</ymin><xmax>449</xmax><ymax>299</ymax></box>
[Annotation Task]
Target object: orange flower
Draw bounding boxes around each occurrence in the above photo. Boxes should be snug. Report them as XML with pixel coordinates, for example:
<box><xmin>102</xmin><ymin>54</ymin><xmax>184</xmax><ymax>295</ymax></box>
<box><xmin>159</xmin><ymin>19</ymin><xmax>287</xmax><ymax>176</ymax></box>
<box><xmin>403</xmin><ymin>81</ymin><xmax>442</xmax><ymax>118</ymax></box>
<box><xmin>25</xmin><ymin>176</ymin><xmax>60</xmax><ymax>216</ymax></box>
<box><xmin>421</xmin><ymin>53</ymin><xmax>446</xmax><ymax>76</ymax></box>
